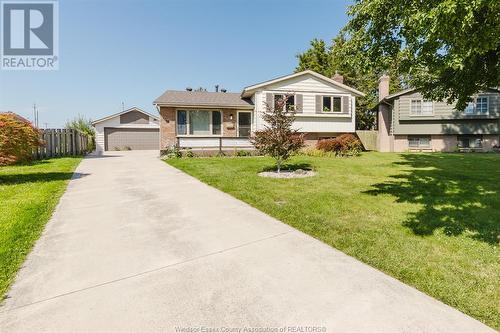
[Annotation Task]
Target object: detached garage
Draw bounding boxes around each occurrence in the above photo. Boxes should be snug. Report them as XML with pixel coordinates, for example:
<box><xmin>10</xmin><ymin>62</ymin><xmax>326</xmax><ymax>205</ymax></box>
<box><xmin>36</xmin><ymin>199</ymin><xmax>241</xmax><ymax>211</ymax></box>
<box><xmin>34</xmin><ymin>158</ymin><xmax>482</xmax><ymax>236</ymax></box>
<box><xmin>92</xmin><ymin>107</ymin><xmax>160</xmax><ymax>153</ymax></box>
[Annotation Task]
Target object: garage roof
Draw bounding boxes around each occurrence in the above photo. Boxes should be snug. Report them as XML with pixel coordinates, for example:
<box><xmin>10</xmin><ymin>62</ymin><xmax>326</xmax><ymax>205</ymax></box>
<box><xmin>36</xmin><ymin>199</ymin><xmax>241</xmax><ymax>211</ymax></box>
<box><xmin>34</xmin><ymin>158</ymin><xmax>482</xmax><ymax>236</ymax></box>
<box><xmin>153</xmin><ymin>90</ymin><xmax>254</xmax><ymax>109</ymax></box>
<box><xmin>92</xmin><ymin>107</ymin><xmax>158</xmax><ymax>125</ymax></box>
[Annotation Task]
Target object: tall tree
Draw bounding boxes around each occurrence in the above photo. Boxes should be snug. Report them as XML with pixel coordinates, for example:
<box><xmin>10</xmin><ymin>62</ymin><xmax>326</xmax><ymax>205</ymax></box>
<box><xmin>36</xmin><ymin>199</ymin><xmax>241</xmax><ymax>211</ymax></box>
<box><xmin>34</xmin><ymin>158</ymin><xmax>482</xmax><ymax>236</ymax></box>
<box><xmin>342</xmin><ymin>0</ymin><xmax>500</xmax><ymax>108</ymax></box>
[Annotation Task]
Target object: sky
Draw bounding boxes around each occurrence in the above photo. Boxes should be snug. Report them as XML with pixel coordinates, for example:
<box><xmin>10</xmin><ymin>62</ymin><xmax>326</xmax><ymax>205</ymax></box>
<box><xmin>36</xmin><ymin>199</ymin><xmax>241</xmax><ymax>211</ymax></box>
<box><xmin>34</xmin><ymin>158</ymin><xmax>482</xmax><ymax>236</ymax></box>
<box><xmin>0</xmin><ymin>0</ymin><xmax>352</xmax><ymax>128</ymax></box>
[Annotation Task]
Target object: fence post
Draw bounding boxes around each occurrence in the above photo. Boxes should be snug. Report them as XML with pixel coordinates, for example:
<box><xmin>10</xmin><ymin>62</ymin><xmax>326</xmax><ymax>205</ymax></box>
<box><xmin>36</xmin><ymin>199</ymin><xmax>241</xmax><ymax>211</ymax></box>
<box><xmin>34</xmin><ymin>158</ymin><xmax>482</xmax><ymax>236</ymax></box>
<box><xmin>219</xmin><ymin>137</ymin><xmax>222</xmax><ymax>154</ymax></box>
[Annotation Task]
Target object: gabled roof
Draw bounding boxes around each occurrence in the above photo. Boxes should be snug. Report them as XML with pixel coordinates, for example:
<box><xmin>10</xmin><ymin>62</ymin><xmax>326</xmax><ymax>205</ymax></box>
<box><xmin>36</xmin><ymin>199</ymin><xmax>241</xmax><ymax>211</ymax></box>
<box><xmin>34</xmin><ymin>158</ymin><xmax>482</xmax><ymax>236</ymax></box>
<box><xmin>382</xmin><ymin>87</ymin><xmax>500</xmax><ymax>103</ymax></box>
<box><xmin>241</xmin><ymin>70</ymin><xmax>366</xmax><ymax>97</ymax></box>
<box><xmin>91</xmin><ymin>107</ymin><xmax>158</xmax><ymax>125</ymax></box>
<box><xmin>153</xmin><ymin>90</ymin><xmax>254</xmax><ymax>109</ymax></box>
<box><xmin>383</xmin><ymin>88</ymin><xmax>417</xmax><ymax>101</ymax></box>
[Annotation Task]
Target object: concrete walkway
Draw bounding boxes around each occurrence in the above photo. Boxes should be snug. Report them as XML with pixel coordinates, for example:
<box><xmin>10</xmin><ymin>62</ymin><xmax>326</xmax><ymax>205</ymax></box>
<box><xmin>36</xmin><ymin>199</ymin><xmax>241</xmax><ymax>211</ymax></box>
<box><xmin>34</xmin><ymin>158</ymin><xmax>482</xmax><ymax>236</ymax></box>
<box><xmin>0</xmin><ymin>151</ymin><xmax>493</xmax><ymax>332</ymax></box>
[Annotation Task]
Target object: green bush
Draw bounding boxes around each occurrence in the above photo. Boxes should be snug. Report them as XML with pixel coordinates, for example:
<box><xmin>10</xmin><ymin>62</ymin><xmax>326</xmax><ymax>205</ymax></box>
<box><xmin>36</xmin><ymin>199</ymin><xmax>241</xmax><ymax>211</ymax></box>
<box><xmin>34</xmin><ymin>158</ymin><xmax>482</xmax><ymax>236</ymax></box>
<box><xmin>65</xmin><ymin>115</ymin><xmax>95</xmax><ymax>152</ymax></box>
<box><xmin>185</xmin><ymin>149</ymin><xmax>195</xmax><ymax>158</ymax></box>
<box><xmin>161</xmin><ymin>146</ymin><xmax>183</xmax><ymax>159</ymax></box>
<box><xmin>236</xmin><ymin>150</ymin><xmax>251</xmax><ymax>157</ymax></box>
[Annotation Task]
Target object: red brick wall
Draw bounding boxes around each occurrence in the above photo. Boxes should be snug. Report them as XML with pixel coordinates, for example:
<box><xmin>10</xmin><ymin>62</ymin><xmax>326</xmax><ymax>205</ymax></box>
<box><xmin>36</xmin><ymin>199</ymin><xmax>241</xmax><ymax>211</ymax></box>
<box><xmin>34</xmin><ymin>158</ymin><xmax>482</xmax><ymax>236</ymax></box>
<box><xmin>159</xmin><ymin>108</ymin><xmax>240</xmax><ymax>148</ymax></box>
<box><xmin>159</xmin><ymin>107</ymin><xmax>176</xmax><ymax>149</ymax></box>
<box><xmin>222</xmin><ymin>109</ymin><xmax>237</xmax><ymax>137</ymax></box>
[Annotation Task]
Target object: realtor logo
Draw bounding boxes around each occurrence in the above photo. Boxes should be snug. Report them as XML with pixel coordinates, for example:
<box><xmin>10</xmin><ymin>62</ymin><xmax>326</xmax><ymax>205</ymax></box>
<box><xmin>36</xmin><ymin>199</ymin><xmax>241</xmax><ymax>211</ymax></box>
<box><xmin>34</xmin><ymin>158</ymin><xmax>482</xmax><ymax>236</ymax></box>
<box><xmin>1</xmin><ymin>0</ymin><xmax>59</xmax><ymax>70</ymax></box>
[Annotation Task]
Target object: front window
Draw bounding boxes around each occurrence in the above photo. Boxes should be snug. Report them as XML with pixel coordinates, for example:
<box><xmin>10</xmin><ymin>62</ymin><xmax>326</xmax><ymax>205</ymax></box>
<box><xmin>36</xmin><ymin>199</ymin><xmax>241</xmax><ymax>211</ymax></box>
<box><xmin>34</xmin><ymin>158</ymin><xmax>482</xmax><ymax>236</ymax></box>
<box><xmin>177</xmin><ymin>110</ymin><xmax>222</xmax><ymax>136</ymax></box>
<box><xmin>458</xmin><ymin>135</ymin><xmax>482</xmax><ymax>149</ymax></box>
<box><xmin>177</xmin><ymin>110</ymin><xmax>187</xmax><ymax>135</ymax></box>
<box><xmin>212</xmin><ymin>111</ymin><xmax>221</xmax><ymax>135</ymax></box>
<box><xmin>464</xmin><ymin>96</ymin><xmax>489</xmax><ymax>115</ymax></box>
<box><xmin>408</xmin><ymin>136</ymin><xmax>431</xmax><ymax>148</ymax></box>
<box><xmin>411</xmin><ymin>100</ymin><xmax>433</xmax><ymax>116</ymax></box>
<box><xmin>274</xmin><ymin>94</ymin><xmax>295</xmax><ymax>111</ymax></box>
<box><xmin>476</xmin><ymin>97</ymin><xmax>488</xmax><ymax>114</ymax></box>
<box><xmin>238</xmin><ymin>112</ymin><xmax>251</xmax><ymax>137</ymax></box>
<box><xmin>322</xmin><ymin>96</ymin><xmax>342</xmax><ymax>112</ymax></box>
<box><xmin>189</xmin><ymin>110</ymin><xmax>210</xmax><ymax>135</ymax></box>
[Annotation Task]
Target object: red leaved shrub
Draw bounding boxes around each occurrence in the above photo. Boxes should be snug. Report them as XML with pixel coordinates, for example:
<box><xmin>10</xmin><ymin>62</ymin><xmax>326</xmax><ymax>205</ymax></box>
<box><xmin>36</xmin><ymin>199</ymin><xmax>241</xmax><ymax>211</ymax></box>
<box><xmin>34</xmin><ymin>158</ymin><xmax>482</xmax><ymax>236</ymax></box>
<box><xmin>316</xmin><ymin>134</ymin><xmax>362</xmax><ymax>156</ymax></box>
<box><xmin>0</xmin><ymin>113</ymin><xmax>43</xmax><ymax>165</ymax></box>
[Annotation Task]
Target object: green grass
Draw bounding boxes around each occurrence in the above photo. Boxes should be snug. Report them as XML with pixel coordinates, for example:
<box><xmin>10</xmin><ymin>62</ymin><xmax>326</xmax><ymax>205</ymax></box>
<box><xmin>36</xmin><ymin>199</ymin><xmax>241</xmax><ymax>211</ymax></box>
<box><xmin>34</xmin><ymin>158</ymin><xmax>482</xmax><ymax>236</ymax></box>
<box><xmin>0</xmin><ymin>157</ymin><xmax>82</xmax><ymax>298</ymax></box>
<box><xmin>167</xmin><ymin>153</ymin><xmax>500</xmax><ymax>329</ymax></box>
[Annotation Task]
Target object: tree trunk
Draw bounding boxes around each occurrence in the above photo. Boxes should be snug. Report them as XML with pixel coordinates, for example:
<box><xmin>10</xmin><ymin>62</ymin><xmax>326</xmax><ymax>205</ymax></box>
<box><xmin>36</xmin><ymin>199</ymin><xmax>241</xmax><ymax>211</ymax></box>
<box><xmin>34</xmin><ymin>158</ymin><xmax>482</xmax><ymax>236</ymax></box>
<box><xmin>276</xmin><ymin>157</ymin><xmax>281</xmax><ymax>173</ymax></box>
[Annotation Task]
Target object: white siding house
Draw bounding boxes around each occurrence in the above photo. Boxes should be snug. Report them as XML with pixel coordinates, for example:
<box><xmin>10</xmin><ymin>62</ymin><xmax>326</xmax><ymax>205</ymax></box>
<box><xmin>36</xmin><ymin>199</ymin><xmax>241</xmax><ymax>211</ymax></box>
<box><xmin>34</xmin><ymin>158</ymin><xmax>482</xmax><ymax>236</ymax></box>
<box><xmin>242</xmin><ymin>71</ymin><xmax>363</xmax><ymax>142</ymax></box>
<box><xmin>154</xmin><ymin>70</ymin><xmax>365</xmax><ymax>150</ymax></box>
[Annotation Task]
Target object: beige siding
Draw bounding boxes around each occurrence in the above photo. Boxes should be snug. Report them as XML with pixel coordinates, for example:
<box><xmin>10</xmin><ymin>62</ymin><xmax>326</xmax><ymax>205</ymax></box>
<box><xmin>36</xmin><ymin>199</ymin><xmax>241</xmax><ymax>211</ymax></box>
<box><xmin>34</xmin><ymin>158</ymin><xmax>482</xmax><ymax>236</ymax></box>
<box><xmin>252</xmin><ymin>73</ymin><xmax>356</xmax><ymax>133</ymax></box>
<box><xmin>392</xmin><ymin>91</ymin><xmax>500</xmax><ymax>135</ymax></box>
<box><xmin>398</xmin><ymin>92</ymin><xmax>500</xmax><ymax>120</ymax></box>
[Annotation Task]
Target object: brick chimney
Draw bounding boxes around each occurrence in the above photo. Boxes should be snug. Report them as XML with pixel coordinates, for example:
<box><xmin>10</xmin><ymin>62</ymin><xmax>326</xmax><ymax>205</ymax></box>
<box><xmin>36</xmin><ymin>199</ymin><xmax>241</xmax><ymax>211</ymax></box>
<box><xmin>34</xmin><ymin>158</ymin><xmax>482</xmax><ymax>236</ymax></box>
<box><xmin>377</xmin><ymin>74</ymin><xmax>393</xmax><ymax>152</ymax></box>
<box><xmin>332</xmin><ymin>71</ymin><xmax>344</xmax><ymax>84</ymax></box>
<box><xmin>378</xmin><ymin>74</ymin><xmax>390</xmax><ymax>101</ymax></box>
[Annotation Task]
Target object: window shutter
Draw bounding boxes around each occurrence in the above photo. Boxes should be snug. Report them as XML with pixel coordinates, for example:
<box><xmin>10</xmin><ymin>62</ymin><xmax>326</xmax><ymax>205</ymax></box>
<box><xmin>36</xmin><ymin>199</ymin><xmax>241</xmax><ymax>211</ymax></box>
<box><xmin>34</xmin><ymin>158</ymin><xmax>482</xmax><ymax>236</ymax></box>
<box><xmin>266</xmin><ymin>93</ymin><xmax>273</xmax><ymax>109</ymax></box>
<box><xmin>342</xmin><ymin>96</ymin><xmax>350</xmax><ymax>113</ymax></box>
<box><xmin>295</xmin><ymin>94</ymin><xmax>303</xmax><ymax>113</ymax></box>
<box><xmin>315</xmin><ymin>95</ymin><xmax>322</xmax><ymax>113</ymax></box>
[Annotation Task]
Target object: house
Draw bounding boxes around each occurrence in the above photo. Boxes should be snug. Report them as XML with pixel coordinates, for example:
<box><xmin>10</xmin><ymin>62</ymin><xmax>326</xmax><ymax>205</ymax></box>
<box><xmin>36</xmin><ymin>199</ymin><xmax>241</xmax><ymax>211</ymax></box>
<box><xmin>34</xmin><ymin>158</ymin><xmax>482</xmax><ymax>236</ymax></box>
<box><xmin>0</xmin><ymin>111</ymin><xmax>32</xmax><ymax>124</ymax></box>
<box><xmin>153</xmin><ymin>70</ymin><xmax>365</xmax><ymax>151</ymax></box>
<box><xmin>92</xmin><ymin>107</ymin><xmax>160</xmax><ymax>153</ymax></box>
<box><xmin>377</xmin><ymin>75</ymin><xmax>500</xmax><ymax>152</ymax></box>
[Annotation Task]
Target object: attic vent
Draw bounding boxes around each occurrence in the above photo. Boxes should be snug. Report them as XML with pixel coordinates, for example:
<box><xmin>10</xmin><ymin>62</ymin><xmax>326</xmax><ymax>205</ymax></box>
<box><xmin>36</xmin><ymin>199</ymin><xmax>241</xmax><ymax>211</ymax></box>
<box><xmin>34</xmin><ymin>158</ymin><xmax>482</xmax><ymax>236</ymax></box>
<box><xmin>221</xmin><ymin>88</ymin><xmax>227</xmax><ymax>93</ymax></box>
<box><xmin>186</xmin><ymin>87</ymin><xmax>193</xmax><ymax>91</ymax></box>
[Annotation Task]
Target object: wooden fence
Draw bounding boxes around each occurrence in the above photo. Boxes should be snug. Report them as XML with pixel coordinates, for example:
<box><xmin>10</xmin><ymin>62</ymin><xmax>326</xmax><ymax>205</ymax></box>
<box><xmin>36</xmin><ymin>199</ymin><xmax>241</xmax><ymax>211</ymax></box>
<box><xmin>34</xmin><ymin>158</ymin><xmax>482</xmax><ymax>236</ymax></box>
<box><xmin>356</xmin><ymin>130</ymin><xmax>378</xmax><ymax>151</ymax></box>
<box><xmin>34</xmin><ymin>129</ymin><xmax>90</xmax><ymax>159</ymax></box>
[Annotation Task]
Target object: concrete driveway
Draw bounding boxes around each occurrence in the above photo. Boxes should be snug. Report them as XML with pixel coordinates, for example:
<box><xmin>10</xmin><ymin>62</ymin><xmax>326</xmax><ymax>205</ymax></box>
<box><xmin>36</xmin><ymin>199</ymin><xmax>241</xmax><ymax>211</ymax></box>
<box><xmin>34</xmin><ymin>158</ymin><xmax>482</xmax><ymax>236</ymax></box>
<box><xmin>0</xmin><ymin>151</ymin><xmax>493</xmax><ymax>332</ymax></box>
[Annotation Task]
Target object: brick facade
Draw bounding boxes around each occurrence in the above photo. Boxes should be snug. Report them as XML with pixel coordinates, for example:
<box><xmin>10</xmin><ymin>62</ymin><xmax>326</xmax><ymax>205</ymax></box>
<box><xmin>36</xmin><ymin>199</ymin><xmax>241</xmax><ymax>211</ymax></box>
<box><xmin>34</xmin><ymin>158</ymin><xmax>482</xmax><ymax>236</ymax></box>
<box><xmin>159</xmin><ymin>107</ymin><xmax>239</xmax><ymax>149</ymax></box>
<box><xmin>159</xmin><ymin>107</ymin><xmax>177</xmax><ymax>149</ymax></box>
<box><xmin>222</xmin><ymin>109</ymin><xmax>237</xmax><ymax>137</ymax></box>
<box><xmin>391</xmin><ymin>134</ymin><xmax>499</xmax><ymax>152</ymax></box>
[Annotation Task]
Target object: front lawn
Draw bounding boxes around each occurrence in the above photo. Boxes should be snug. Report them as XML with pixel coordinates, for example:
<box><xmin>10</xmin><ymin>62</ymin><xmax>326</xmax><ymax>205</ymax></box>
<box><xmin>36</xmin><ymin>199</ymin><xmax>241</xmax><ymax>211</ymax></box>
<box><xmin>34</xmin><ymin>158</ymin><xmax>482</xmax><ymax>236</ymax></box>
<box><xmin>167</xmin><ymin>153</ymin><xmax>500</xmax><ymax>329</ymax></box>
<box><xmin>0</xmin><ymin>157</ymin><xmax>82</xmax><ymax>299</ymax></box>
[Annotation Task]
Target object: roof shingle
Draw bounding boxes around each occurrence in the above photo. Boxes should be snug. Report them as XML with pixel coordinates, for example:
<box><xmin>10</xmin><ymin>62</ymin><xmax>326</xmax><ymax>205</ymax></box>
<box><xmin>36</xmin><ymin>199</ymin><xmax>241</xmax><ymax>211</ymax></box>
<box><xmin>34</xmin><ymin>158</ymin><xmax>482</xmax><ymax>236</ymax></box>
<box><xmin>154</xmin><ymin>90</ymin><xmax>253</xmax><ymax>108</ymax></box>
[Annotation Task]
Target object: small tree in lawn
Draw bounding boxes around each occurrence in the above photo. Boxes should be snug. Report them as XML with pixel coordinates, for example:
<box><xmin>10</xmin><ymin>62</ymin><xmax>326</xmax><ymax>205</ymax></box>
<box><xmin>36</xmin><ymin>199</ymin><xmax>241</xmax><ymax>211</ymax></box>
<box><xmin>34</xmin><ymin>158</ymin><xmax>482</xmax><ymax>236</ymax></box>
<box><xmin>252</xmin><ymin>95</ymin><xmax>304</xmax><ymax>172</ymax></box>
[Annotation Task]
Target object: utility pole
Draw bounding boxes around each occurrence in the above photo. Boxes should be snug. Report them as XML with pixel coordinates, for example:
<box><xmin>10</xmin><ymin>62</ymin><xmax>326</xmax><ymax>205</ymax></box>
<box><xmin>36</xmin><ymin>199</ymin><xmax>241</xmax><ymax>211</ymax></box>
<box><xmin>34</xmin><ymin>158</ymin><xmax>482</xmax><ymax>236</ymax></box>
<box><xmin>33</xmin><ymin>103</ymin><xmax>39</xmax><ymax>127</ymax></box>
<box><xmin>122</xmin><ymin>102</ymin><xmax>125</xmax><ymax>111</ymax></box>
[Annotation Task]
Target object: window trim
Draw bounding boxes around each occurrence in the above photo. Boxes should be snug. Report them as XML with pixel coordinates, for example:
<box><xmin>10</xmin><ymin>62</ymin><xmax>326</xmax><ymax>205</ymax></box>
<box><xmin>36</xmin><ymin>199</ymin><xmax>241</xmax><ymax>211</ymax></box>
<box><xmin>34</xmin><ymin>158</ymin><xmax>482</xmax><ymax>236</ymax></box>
<box><xmin>176</xmin><ymin>109</ymin><xmax>223</xmax><ymax>137</ymax></box>
<box><xmin>410</xmin><ymin>99</ymin><xmax>434</xmax><ymax>116</ymax></box>
<box><xmin>321</xmin><ymin>94</ymin><xmax>344</xmax><ymax>113</ymax></box>
<box><xmin>273</xmin><ymin>93</ymin><xmax>295</xmax><ymax>111</ymax></box>
<box><xmin>408</xmin><ymin>136</ymin><xmax>431</xmax><ymax>149</ymax></box>
<box><xmin>457</xmin><ymin>135</ymin><xmax>483</xmax><ymax>149</ymax></box>
<box><xmin>464</xmin><ymin>96</ymin><xmax>489</xmax><ymax>115</ymax></box>
<box><xmin>237</xmin><ymin>111</ymin><xmax>252</xmax><ymax>138</ymax></box>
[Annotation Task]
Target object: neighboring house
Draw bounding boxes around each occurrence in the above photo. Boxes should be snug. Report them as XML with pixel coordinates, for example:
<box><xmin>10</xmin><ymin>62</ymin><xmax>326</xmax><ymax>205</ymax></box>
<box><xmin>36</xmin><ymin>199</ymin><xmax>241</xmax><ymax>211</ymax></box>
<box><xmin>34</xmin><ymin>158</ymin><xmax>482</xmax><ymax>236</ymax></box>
<box><xmin>377</xmin><ymin>75</ymin><xmax>500</xmax><ymax>152</ymax></box>
<box><xmin>0</xmin><ymin>111</ymin><xmax>32</xmax><ymax>124</ymax></box>
<box><xmin>153</xmin><ymin>70</ymin><xmax>365</xmax><ymax>151</ymax></box>
<box><xmin>92</xmin><ymin>107</ymin><xmax>160</xmax><ymax>153</ymax></box>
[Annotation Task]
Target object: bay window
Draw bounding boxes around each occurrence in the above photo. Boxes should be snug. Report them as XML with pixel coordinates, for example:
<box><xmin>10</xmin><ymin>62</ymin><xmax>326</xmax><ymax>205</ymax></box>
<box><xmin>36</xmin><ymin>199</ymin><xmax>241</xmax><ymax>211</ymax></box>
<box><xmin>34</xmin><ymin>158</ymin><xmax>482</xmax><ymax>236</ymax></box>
<box><xmin>177</xmin><ymin>110</ymin><xmax>222</xmax><ymax>136</ymax></box>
